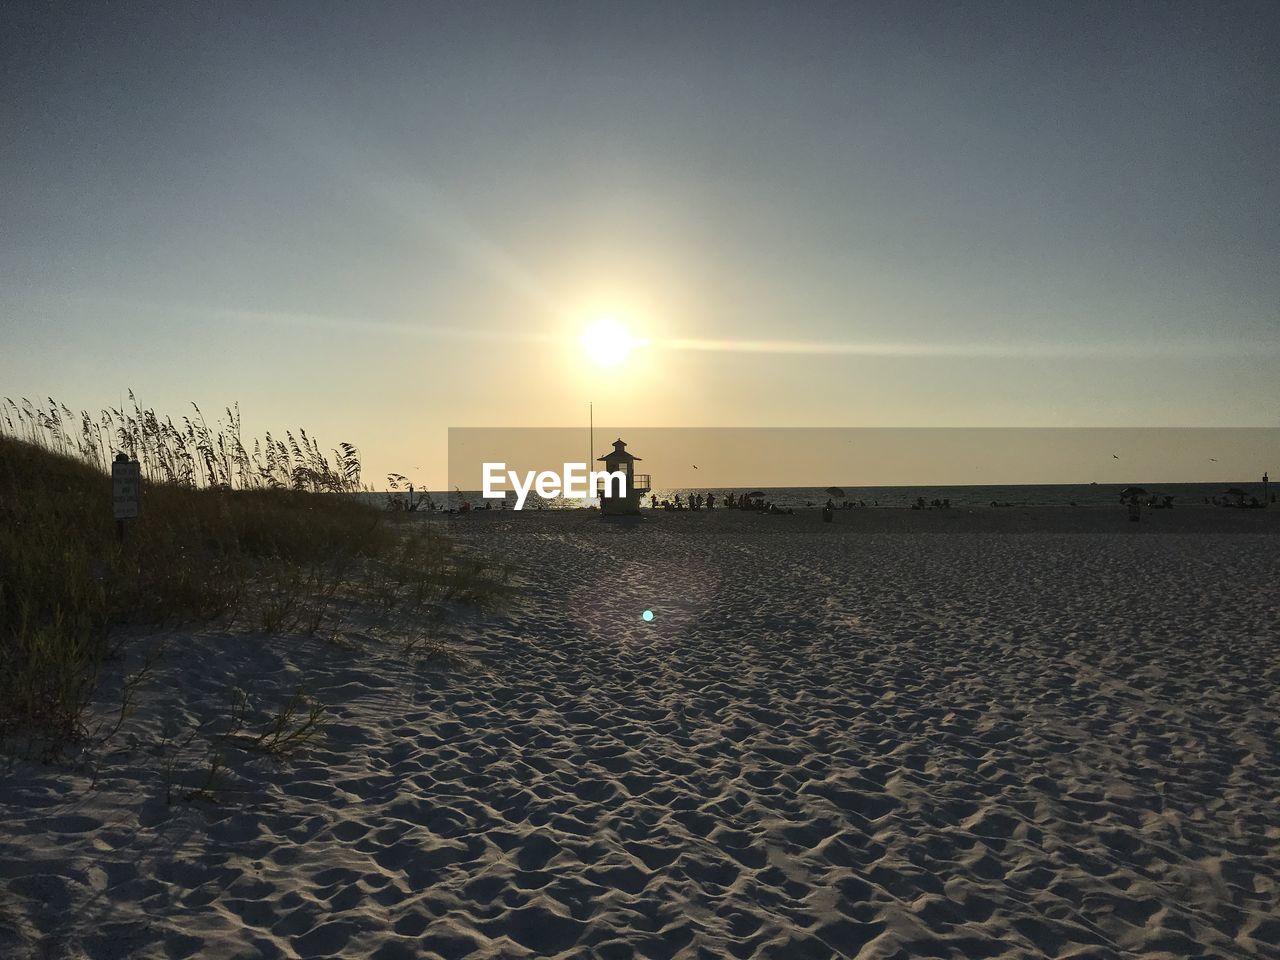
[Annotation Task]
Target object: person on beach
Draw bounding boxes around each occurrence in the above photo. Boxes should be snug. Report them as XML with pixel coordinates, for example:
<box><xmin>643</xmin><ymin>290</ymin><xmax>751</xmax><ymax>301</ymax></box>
<box><xmin>707</xmin><ymin>492</ymin><xmax>716</xmax><ymax>509</ymax></box>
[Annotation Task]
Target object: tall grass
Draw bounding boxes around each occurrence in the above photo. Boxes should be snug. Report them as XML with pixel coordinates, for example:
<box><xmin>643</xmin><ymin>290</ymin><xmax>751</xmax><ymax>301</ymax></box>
<box><xmin>1</xmin><ymin>393</ymin><xmax>362</xmax><ymax>492</ymax></box>
<box><xmin>1</xmin><ymin>397</ymin><xmax>507</xmax><ymax>761</ymax></box>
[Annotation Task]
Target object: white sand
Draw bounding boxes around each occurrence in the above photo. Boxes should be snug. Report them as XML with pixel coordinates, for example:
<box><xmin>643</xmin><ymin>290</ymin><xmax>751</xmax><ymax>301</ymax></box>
<box><xmin>2</xmin><ymin>508</ymin><xmax>1278</xmax><ymax>959</ymax></box>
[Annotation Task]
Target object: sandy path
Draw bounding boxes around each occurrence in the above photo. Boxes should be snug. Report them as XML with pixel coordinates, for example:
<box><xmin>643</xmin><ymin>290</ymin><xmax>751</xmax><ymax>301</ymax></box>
<box><xmin>2</xmin><ymin>509</ymin><xmax>1278</xmax><ymax>959</ymax></box>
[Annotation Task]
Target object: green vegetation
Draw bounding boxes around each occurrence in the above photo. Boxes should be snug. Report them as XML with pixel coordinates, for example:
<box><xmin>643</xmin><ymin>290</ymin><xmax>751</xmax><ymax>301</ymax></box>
<box><xmin>1</xmin><ymin>396</ymin><xmax>508</xmax><ymax>768</ymax></box>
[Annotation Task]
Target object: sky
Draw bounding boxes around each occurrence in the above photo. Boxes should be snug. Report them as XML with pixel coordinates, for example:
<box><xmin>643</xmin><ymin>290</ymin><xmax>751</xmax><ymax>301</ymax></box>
<box><xmin>449</xmin><ymin>428</ymin><xmax>1280</xmax><ymax>490</ymax></box>
<box><xmin>2</xmin><ymin>1</ymin><xmax>1278</xmax><ymax>488</ymax></box>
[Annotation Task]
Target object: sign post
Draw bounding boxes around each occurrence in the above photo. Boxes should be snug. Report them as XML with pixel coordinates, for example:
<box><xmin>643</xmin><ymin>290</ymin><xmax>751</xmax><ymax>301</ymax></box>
<box><xmin>112</xmin><ymin>453</ymin><xmax>141</xmax><ymax>543</ymax></box>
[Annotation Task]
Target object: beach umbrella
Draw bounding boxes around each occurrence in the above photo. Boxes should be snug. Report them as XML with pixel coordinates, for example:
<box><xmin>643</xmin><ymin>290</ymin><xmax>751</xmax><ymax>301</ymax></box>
<box><xmin>1224</xmin><ymin>488</ymin><xmax>1247</xmax><ymax>497</ymax></box>
<box><xmin>825</xmin><ymin>486</ymin><xmax>845</xmax><ymax>498</ymax></box>
<box><xmin>744</xmin><ymin>491</ymin><xmax>765</xmax><ymax>499</ymax></box>
<box><xmin>1119</xmin><ymin>486</ymin><xmax>1147</xmax><ymax>497</ymax></box>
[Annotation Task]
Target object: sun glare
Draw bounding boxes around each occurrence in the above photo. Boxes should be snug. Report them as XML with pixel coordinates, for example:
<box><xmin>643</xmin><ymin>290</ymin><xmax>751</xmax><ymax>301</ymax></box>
<box><xmin>580</xmin><ymin>317</ymin><xmax>637</xmax><ymax>367</ymax></box>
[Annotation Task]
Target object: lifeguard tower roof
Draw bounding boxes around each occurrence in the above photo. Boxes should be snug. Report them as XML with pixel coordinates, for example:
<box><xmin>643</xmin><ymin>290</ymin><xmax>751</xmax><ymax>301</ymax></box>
<box><xmin>597</xmin><ymin>438</ymin><xmax>641</xmax><ymax>462</ymax></box>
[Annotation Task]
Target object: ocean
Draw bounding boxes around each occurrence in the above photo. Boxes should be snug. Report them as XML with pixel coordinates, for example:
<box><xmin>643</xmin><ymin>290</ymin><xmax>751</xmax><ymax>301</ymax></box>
<box><xmin>368</xmin><ymin>481</ymin><xmax>1273</xmax><ymax>512</ymax></box>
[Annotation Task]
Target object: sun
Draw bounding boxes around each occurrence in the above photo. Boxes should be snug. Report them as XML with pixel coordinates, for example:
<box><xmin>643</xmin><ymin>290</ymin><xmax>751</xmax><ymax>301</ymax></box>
<box><xmin>580</xmin><ymin>316</ymin><xmax>637</xmax><ymax>367</ymax></box>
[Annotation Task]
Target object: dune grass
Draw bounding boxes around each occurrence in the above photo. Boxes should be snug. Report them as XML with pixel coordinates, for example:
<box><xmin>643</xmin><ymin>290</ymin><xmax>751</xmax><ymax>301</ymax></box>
<box><xmin>1</xmin><ymin>399</ymin><xmax>507</xmax><ymax>761</ymax></box>
<box><xmin>2</xmin><ymin>393</ymin><xmax>362</xmax><ymax>492</ymax></box>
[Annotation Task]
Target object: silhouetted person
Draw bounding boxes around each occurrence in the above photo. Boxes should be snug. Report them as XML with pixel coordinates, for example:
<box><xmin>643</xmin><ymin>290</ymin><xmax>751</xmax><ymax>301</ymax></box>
<box><xmin>707</xmin><ymin>492</ymin><xmax>716</xmax><ymax>509</ymax></box>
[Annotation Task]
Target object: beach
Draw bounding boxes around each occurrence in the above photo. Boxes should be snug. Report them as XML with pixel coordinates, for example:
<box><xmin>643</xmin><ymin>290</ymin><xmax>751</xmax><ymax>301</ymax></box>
<box><xmin>3</xmin><ymin>507</ymin><xmax>1278</xmax><ymax>959</ymax></box>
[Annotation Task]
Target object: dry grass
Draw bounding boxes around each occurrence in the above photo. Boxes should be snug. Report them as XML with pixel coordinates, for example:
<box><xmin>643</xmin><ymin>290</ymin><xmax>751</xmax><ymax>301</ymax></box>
<box><xmin>2</xmin><ymin>393</ymin><xmax>361</xmax><ymax>492</ymax></box>
<box><xmin>0</xmin><ymin>398</ymin><xmax>507</xmax><ymax>760</ymax></box>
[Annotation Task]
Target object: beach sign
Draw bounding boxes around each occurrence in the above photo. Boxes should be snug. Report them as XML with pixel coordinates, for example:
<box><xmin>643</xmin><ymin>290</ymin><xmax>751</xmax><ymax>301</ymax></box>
<box><xmin>112</xmin><ymin>457</ymin><xmax>141</xmax><ymax>519</ymax></box>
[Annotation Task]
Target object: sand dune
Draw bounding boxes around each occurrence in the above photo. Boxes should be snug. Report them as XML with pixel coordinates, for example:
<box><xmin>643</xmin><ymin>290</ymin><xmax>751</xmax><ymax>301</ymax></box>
<box><xmin>2</xmin><ymin>508</ymin><xmax>1278</xmax><ymax>958</ymax></box>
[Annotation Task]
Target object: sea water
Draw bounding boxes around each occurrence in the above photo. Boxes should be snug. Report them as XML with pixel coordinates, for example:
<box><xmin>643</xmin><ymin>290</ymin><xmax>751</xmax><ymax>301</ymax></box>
<box><xmin>368</xmin><ymin>482</ymin><xmax>1270</xmax><ymax>512</ymax></box>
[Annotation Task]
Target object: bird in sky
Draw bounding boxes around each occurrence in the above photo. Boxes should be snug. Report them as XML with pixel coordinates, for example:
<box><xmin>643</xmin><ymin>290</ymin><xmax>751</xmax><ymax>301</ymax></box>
<box><xmin>692</xmin><ymin>464</ymin><xmax>699</xmax><ymax>469</ymax></box>
<box><xmin>1209</xmin><ymin>458</ymin><xmax>1218</xmax><ymax>462</ymax></box>
<box><xmin>1113</xmin><ymin>453</ymin><xmax>1120</xmax><ymax>459</ymax></box>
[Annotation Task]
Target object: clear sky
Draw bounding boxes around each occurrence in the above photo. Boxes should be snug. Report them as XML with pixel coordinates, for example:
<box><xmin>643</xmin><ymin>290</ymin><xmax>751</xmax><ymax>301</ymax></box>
<box><xmin>450</xmin><ymin>428</ymin><xmax>1279</xmax><ymax>490</ymax></box>
<box><xmin>3</xmin><ymin>1</ymin><xmax>1277</xmax><ymax>487</ymax></box>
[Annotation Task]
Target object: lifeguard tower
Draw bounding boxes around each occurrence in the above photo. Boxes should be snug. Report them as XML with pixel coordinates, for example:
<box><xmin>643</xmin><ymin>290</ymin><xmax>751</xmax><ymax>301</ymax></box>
<box><xmin>597</xmin><ymin>438</ymin><xmax>649</xmax><ymax>516</ymax></box>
